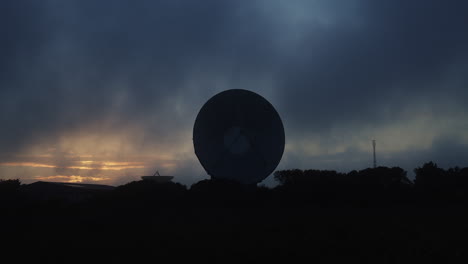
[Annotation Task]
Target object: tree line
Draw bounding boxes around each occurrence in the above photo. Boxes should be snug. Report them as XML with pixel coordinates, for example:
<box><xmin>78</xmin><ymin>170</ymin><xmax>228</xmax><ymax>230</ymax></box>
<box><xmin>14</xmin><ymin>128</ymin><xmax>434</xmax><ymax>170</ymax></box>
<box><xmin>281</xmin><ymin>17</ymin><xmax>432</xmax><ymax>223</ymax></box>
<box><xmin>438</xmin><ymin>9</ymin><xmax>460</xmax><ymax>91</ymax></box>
<box><xmin>273</xmin><ymin>161</ymin><xmax>468</xmax><ymax>204</ymax></box>
<box><xmin>1</xmin><ymin>161</ymin><xmax>468</xmax><ymax>206</ymax></box>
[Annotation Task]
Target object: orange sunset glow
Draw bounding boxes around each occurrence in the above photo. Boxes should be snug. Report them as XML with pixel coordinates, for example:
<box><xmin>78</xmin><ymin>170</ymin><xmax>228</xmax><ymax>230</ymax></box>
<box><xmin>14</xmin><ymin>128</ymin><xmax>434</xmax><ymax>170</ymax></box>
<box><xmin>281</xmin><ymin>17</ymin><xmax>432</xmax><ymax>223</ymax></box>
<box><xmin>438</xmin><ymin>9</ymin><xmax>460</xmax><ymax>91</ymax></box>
<box><xmin>32</xmin><ymin>175</ymin><xmax>111</xmax><ymax>183</ymax></box>
<box><xmin>0</xmin><ymin>126</ymin><xmax>198</xmax><ymax>185</ymax></box>
<box><xmin>0</xmin><ymin>161</ymin><xmax>146</xmax><ymax>170</ymax></box>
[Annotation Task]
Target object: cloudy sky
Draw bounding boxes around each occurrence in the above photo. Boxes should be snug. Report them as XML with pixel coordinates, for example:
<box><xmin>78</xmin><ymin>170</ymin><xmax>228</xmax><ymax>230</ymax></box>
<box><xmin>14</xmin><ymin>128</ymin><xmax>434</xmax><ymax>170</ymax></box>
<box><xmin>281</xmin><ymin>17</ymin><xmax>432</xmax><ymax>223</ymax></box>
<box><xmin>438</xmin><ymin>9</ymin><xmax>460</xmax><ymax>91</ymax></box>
<box><xmin>1</xmin><ymin>0</ymin><xmax>468</xmax><ymax>186</ymax></box>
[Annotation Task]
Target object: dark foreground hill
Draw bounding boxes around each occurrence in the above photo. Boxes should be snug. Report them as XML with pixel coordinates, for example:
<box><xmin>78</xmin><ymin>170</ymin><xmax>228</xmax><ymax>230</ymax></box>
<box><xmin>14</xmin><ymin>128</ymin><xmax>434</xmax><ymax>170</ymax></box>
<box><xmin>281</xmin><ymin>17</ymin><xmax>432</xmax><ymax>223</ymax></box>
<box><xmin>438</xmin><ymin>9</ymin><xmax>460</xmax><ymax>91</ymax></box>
<box><xmin>1</xmin><ymin>163</ymin><xmax>468</xmax><ymax>262</ymax></box>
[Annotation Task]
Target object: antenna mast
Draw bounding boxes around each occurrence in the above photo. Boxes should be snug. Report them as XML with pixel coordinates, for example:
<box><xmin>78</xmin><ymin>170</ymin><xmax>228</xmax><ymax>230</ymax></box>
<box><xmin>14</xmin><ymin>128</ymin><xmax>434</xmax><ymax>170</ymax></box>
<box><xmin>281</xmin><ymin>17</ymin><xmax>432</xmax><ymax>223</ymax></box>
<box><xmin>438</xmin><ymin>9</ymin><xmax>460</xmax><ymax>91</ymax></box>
<box><xmin>372</xmin><ymin>140</ymin><xmax>377</xmax><ymax>168</ymax></box>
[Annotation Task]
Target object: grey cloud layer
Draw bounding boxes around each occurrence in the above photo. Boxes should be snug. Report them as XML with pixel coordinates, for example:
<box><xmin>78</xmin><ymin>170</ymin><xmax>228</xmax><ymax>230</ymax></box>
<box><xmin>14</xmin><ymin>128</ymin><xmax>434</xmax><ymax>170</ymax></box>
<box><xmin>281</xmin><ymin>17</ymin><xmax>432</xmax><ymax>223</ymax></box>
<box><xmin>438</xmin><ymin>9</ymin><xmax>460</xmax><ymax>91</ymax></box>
<box><xmin>1</xmin><ymin>0</ymin><xmax>468</xmax><ymax>183</ymax></box>
<box><xmin>276</xmin><ymin>0</ymin><xmax>468</xmax><ymax>134</ymax></box>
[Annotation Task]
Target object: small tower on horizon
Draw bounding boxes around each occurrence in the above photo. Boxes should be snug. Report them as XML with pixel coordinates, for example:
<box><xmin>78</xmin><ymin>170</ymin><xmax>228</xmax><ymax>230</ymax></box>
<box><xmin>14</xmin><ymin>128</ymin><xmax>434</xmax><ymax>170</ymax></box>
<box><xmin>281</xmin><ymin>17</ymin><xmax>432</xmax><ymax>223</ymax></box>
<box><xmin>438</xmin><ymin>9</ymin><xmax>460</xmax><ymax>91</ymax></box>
<box><xmin>372</xmin><ymin>139</ymin><xmax>377</xmax><ymax>168</ymax></box>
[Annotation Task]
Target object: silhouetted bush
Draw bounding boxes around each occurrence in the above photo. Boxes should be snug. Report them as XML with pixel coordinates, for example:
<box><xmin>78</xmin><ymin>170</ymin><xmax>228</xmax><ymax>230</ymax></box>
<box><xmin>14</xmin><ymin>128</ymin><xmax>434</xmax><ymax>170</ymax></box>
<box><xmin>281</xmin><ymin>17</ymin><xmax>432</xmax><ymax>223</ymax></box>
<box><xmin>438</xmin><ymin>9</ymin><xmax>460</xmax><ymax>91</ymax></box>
<box><xmin>113</xmin><ymin>180</ymin><xmax>187</xmax><ymax>203</ymax></box>
<box><xmin>356</xmin><ymin>167</ymin><xmax>412</xmax><ymax>188</ymax></box>
<box><xmin>274</xmin><ymin>166</ymin><xmax>413</xmax><ymax>205</ymax></box>
<box><xmin>0</xmin><ymin>179</ymin><xmax>21</xmax><ymax>192</ymax></box>
<box><xmin>454</xmin><ymin>167</ymin><xmax>468</xmax><ymax>199</ymax></box>
<box><xmin>189</xmin><ymin>179</ymin><xmax>260</xmax><ymax>207</ymax></box>
<box><xmin>0</xmin><ymin>179</ymin><xmax>21</xmax><ymax>201</ymax></box>
<box><xmin>274</xmin><ymin>169</ymin><xmax>347</xmax><ymax>186</ymax></box>
<box><xmin>414</xmin><ymin>162</ymin><xmax>446</xmax><ymax>189</ymax></box>
<box><xmin>414</xmin><ymin>162</ymin><xmax>468</xmax><ymax>201</ymax></box>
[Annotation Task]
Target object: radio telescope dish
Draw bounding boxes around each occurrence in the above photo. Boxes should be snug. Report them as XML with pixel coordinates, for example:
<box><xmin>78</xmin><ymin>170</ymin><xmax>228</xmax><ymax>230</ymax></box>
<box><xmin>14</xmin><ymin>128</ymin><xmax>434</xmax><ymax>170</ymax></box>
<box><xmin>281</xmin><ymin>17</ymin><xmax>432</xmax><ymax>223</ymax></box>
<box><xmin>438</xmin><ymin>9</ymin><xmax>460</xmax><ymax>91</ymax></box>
<box><xmin>193</xmin><ymin>89</ymin><xmax>285</xmax><ymax>185</ymax></box>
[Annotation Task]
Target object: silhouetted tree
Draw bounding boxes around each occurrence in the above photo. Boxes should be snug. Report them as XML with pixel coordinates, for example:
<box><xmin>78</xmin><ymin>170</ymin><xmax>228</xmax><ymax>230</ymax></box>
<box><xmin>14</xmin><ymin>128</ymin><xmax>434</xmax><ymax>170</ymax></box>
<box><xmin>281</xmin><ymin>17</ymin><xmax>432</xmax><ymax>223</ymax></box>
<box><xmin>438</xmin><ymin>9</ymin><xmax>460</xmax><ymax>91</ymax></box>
<box><xmin>0</xmin><ymin>179</ymin><xmax>21</xmax><ymax>193</ymax></box>
<box><xmin>0</xmin><ymin>179</ymin><xmax>22</xmax><ymax>207</ymax></box>
<box><xmin>273</xmin><ymin>169</ymin><xmax>304</xmax><ymax>186</ymax></box>
<box><xmin>456</xmin><ymin>167</ymin><xmax>468</xmax><ymax>186</ymax></box>
<box><xmin>414</xmin><ymin>162</ymin><xmax>447</xmax><ymax>192</ymax></box>
<box><xmin>112</xmin><ymin>180</ymin><xmax>187</xmax><ymax>206</ymax></box>
<box><xmin>457</xmin><ymin>167</ymin><xmax>468</xmax><ymax>198</ymax></box>
<box><xmin>412</xmin><ymin>161</ymin><xmax>467</xmax><ymax>202</ymax></box>
<box><xmin>275</xmin><ymin>167</ymin><xmax>410</xmax><ymax>189</ymax></box>
<box><xmin>445</xmin><ymin>166</ymin><xmax>468</xmax><ymax>199</ymax></box>
<box><xmin>356</xmin><ymin>167</ymin><xmax>411</xmax><ymax>188</ymax></box>
<box><xmin>274</xmin><ymin>169</ymin><xmax>346</xmax><ymax>186</ymax></box>
<box><xmin>274</xmin><ymin>167</ymin><xmax>413</xmax><ymax>205</ymax></box>
<box><xmin>273</xmin><ymin>169</ymin><xmax>350</xmax><ymax>205</ymax></box>
<box><xmin>189</xmin><ymin>179</ymin><xmax>260</xmax><ymax>207</ymax></box>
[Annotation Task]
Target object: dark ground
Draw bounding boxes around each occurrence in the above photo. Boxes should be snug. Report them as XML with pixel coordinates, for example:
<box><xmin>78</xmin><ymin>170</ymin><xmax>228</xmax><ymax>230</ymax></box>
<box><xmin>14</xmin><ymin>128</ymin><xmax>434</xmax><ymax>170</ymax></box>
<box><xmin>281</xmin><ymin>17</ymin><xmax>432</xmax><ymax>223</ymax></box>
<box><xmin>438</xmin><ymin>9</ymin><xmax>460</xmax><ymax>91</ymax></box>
<box><xmin>1</xmin><ymin>184</ymin><xmax>467</xmax><ymax>262</ymax></box>
<box><xmin>1</xmin><ymin>164</ymin><xmax>468</xmax><ymax>262</ymax></box>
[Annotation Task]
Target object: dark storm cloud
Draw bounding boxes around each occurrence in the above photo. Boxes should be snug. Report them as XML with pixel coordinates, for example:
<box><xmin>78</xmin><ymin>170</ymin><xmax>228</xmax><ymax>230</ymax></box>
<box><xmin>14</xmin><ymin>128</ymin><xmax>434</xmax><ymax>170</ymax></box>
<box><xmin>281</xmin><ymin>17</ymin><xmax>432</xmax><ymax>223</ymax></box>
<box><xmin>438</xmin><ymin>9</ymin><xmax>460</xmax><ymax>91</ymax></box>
<box><xmin>1</xmin><ymin>0</ymin><xmax>468</xmax><ymax>184</ymax></box>
<box><xmin>0</xmin><ymin>0</ymin><xmax>277</xmax><ymax>154</ymax></box>
<box><xmin>0</xmin><ymin>1</ymin><xmax>50</xmax><ymax>151</ymax></box>
<box><xmin>276</xmin><ymin>0</ymin><xmax>468</xmax><ymax>134</ymax></box>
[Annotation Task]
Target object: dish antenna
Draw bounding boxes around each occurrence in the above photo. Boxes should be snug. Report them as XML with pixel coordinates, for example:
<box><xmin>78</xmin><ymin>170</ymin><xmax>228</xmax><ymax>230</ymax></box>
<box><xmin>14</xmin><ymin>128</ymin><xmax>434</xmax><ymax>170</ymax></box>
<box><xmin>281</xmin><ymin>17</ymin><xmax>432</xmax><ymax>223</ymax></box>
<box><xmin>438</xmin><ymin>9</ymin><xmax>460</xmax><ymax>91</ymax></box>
<box><xmin>141</xmin><ymin>170</ymin><xmax>174</xmax><ymax>183</ymax></box>
<box><xmin>193</xmin><ymin>89</ymin><xmax>285</xmax><ymax>185</ymax></box>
